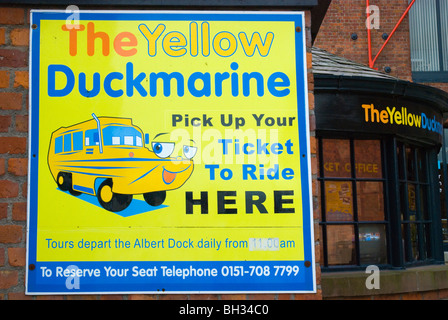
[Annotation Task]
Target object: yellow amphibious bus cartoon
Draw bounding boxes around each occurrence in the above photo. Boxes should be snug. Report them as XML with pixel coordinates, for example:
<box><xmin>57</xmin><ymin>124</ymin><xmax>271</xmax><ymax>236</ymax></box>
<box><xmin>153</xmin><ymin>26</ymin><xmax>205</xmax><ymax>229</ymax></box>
<box><xmin>48</xmin><ymin>114</ymin><xmax>196</xmax><ymax>212</ymax></box>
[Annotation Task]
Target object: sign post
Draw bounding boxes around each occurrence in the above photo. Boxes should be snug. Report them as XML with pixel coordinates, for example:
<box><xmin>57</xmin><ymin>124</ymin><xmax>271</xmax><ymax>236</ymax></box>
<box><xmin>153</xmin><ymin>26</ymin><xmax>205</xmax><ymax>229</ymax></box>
<box><xmin>26</xmin><ymin>10</ymin><xmax>315</xmax><ymax>294</ymax></box>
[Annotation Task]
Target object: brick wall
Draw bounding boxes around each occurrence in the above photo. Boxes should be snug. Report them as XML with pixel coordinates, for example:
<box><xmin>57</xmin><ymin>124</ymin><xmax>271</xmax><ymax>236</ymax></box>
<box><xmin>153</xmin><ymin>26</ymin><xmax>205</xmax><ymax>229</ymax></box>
<box><xmin>0</xmin><ymin>6</ymin><xmax>321</xmax><ymax>300</ymax></box>
<box><xmin>0</xmin><ymin>6</ymin><xmax>29</xmax><ymax>300</ymax></box>
<box><xmin>315</xmin><ymin>0</ymin><xmax>413</xmax><ymax>81</ymax></box>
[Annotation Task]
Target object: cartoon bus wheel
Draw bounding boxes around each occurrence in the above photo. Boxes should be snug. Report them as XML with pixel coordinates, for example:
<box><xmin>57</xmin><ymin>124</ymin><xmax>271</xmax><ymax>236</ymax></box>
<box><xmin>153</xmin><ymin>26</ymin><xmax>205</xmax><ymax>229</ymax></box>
<box><xmin>97</xmin><ymin>179</ymin><xmax>133</xmax><ymax>212</ymax></box>
<box><xmin>56</xmin><ymin>172</ymin><xmax>70</xmax><ymax>191</ymax></box>
<box><xmin>57</xmin><ymin>172</ymin><xmax>81</xmax><ymax>196</ymax></box>
<box><xmin>143</xmin><ymin>191</ymin><xmax>166</xmax><ymax>207</ymax></box>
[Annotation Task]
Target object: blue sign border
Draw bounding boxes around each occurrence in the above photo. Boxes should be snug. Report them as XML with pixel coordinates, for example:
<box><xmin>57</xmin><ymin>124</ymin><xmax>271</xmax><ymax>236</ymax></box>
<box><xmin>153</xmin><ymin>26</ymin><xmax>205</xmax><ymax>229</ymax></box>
<box><xmin>26</xmin><ymin>10</ymin><xmax>315</xmax><ymax>295</ymax></box>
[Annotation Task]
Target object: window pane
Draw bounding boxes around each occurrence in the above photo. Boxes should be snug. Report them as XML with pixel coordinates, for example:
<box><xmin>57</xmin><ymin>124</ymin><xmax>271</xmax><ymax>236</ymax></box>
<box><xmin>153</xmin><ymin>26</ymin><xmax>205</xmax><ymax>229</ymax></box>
<box><xmin>398</xmin><ymin>145</ymin><xmax>405</xmax><ymax>180</ymax></box>
<box><xmin>410</xmin><ymin>223</ymin><xmax>419</xmax><ymax>261</ymax></box>
<box><xmin>103</xmin><ymin>126</ymin><xmax>143</xmax><ymax>147</ymax></box>
<box><xmin>406</xmin><ymin>147</ymin><xmax>416</xmax><ymax>181</ymax></box>
<box><xmin>416</xmin><ymin>148</ymin><xmax>427</xmax><ymax>182</ymax></box>
<box><xmin>55</xmin><ymin>136</ymin><xmax>63</xmax><ymax>154</ymax></box>
<box><xmin>320</xmin><ymin>225</ymin><xmax>325</xmax><ymax>265</ymax></box>
<box><xmin>85</xmin><ymin>129</ymin><xmax>99</xmax><ymax>146</ymax></box>
<box><xmin>325</xmin><ymin>181</ymin><xmax>353</xmax><ymax>222</ymax></box>
<box><xmin>409</xmin><ymin>0</ymin><xmax>441</xmax><ymax>72</ymax></box>
<box><xmin>400</xmin><ymin>183</ymin><xmax>410</xmax><ymax>221</ymax></box>
<box><xmin>359</xmin><ymin>224</ymin><xmax>388</xmax><ymax>265</ymax></box>
<box><xmin>420</xmin><ymin>185</ymin><xmax>429</xmax><ymax>220</ymax></box>
<box><xmin>326</xmin><ymin>225</ymin><xmax>356</xmax><ymax>266</ymax></box>
<box><xmin>402</xmin><ymin>223</ymin><xmax>420</xmax><ymax>262</ymax></box>
<box><xmin>424</xmin><ymin>223</ymin><xmax>433</xmax><ymax>259</ymax></box>
<box><xmin>322</xmin><ymin>139</ymin><xmax>351</xmax><ymax>178</ymax></box>
<box><xmin>73</xmin><ymin>131</ymin><xmax>83</xmax><ymax>151</ymax></box>
<box><xmin>357</xmin><ymin>181</ymin><xmax>385</xmax><ymax>221</ymax></box>
<box><xmin>441</xmin><ymin>0</ymin><xmax>448</xmax><ymax>71</ymax></box>
<box><xmin>408</xmin><ymin>183</ymin><xmax>417</xmax><ymax>212</ymax></box>
<box><xmin>354</xmin><ymin>140</ymin><xmax>382</xmax><ymax>179</ymax></box>
<box><xmin>403</xmin><ymin>222</ymin><xmax>420</xmax><ymax>262</ymax></box>
<box><xmin>443</xmin><ymin>219</ymin><xmax>448</xmax><ymax>244</ymax></box>
<box><xmin>124</xmin><ymin>136</ymin><xmax>134</xmax><ymax>145</ymax></box>
<box><xmin>63</xmin><ymin>134</ymin><xmax>72</xmax><ymax>152</ymax></box>
<box><xmin>402</xmin><ymin>224</ymin><xmax>411</xmax><ymax>261</ymax></box>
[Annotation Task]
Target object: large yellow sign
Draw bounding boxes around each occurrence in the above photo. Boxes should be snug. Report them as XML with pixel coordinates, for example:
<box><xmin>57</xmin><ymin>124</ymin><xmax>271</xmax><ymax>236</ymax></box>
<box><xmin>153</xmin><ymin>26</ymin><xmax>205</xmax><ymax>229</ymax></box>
<box><xmin>27</xmin><ymin>10</ymin><xmax>314</xmax><ymax>294</ymax></box>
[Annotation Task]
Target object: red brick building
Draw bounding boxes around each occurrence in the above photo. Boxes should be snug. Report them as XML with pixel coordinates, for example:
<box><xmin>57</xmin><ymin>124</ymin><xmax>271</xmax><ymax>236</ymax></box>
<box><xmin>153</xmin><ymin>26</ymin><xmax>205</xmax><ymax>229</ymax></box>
<box><xmin>315</xmin><ymin>0</ymin><xmax>448</xmax><ymax>93</ymax></box>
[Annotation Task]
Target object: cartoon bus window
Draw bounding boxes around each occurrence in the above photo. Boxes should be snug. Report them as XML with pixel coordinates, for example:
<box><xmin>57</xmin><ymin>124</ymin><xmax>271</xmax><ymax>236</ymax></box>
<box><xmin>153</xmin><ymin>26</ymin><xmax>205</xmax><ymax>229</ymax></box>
<box><xmin>124</xmin><ymin>136</ymin><xmax>133</xmax><ymax>146</ymax></box>
<box><xmin>73</xmin><ymin>131</ymin><xmax>83</xmax><ymax>151</ymax></box>
<box><xmin>63</xmin><ymin>134</ymin><xmax>72</xmax><ymax>152</ymax></box>
<box><xmin>136</xmin><ymin>136</ymin><xmax>142</xmax><ymax>147</ymax></box>
<box><xmin>55</xmin><ymin>136</ymin><xmax>63</xmax><ymax>154</ymax></box>
<box><xmin>85</xmin><ymin>129</ymin><xmax>99</xmax><ymax>146</ymax></box>
<box><xmin>102</xmin><ymin>125</ymin><xmax>143</xmax><ymax>147</ymax></box>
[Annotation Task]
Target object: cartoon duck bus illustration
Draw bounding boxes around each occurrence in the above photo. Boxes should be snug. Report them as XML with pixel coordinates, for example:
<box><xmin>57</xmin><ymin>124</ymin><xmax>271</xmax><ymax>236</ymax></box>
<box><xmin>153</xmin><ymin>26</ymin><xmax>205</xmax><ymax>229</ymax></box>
<box><xmin>47</xmin><ymin>114</ymin><xmax>196</xmax><ymax>212</ymax></box>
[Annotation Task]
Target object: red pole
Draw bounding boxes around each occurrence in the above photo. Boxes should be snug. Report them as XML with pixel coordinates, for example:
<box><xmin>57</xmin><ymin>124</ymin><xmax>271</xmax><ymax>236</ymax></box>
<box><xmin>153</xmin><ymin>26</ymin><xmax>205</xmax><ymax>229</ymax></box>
<box><xmin>370</xmin><ymin>0</ymin><xmax>416</xmax><ymax>68</ymax></box>
<box><xmin>366</xmin><ymin>0</ymin><xmax>374</xmax><ymax>68</ymax></box>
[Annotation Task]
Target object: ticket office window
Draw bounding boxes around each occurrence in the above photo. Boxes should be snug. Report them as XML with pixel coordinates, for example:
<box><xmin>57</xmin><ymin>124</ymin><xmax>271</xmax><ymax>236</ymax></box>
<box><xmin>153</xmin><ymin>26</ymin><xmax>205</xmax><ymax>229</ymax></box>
<box><xmin>319</xmin><ymin>137</ymin><xmax>439</xmax><ymax>270</ymax></box>
<box><xmin>319</xmin><ymin>138</ymin><xmax>389</xmax><ymax>268</ymax></box>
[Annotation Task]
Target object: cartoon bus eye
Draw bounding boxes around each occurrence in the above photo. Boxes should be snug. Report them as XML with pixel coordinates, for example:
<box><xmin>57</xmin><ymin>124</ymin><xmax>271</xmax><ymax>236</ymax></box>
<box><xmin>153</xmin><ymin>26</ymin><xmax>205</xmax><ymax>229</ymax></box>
<box><xmin>152</xmin><ymin>142</ymin><xmax>175</xmax><ymax>158</ymax></box>
<box><xmin>183</xmin><ymin>145</ymin><xmax>197</xmax><ymax>159</ymax></box>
